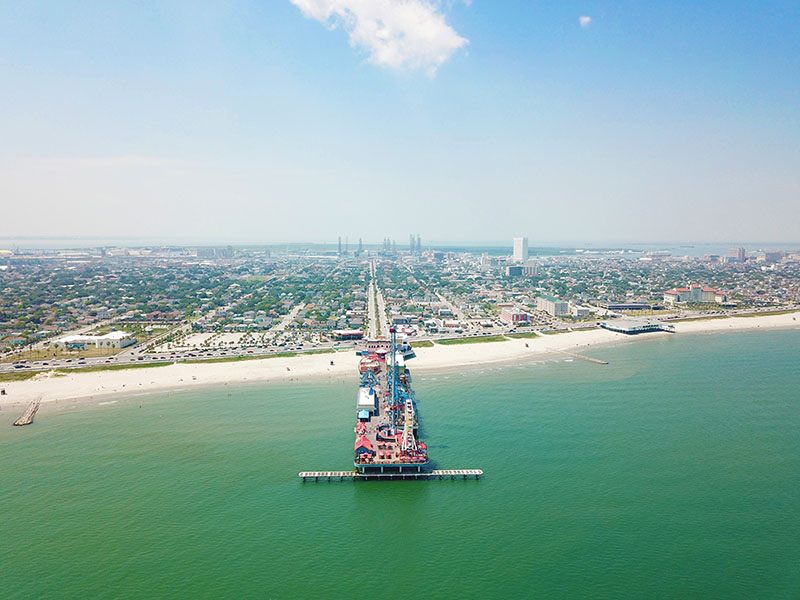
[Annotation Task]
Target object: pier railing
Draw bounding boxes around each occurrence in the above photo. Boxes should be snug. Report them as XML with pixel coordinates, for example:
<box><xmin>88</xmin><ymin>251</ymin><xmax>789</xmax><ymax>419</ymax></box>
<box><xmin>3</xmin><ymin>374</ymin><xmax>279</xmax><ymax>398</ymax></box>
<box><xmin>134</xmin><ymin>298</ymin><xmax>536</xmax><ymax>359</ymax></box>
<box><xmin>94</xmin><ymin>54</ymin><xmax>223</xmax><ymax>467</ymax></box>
<box><xmin>299</xmin><ymin>469</ymin><xmax>483</xmax><ymax>481</ymax></box>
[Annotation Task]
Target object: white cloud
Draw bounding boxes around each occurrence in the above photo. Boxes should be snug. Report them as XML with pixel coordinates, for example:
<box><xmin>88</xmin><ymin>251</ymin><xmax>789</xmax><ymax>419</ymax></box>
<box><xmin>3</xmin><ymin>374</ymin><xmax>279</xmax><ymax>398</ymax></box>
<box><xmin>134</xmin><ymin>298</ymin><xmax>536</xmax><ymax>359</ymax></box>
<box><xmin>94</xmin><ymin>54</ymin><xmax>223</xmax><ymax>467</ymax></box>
<box><xmin>579</xmin><ymin>15</ymin><xmax>591</xmax><ymax>28</ymax></box>
<box><xmin>290</xmin><ymin>0</ymin><xmax>469</xmax><ymax>75</ymax></box>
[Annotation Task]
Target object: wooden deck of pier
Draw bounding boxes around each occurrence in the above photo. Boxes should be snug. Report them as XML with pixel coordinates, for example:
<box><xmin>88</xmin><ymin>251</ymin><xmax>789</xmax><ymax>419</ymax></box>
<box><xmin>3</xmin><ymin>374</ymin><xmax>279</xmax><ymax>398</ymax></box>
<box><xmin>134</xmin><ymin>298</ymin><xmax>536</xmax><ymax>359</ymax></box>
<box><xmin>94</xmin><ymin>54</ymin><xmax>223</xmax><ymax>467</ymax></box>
<box><xmin>13</xmin><ymin>398</ymin><xmax>41</xmax><ymax>426</ymax></box>
<box><xmin>299</xmin><ymin>469</ymin><xmax>483</xmax><ymax>481</ymax></box>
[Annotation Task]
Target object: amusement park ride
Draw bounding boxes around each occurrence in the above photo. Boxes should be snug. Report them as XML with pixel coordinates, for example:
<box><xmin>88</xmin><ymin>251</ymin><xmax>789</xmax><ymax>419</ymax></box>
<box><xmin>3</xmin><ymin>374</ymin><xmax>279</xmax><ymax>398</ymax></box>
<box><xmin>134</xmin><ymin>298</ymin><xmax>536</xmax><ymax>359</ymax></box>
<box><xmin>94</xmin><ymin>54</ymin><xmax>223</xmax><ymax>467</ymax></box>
<box><xmin>354</xmin><ymin>326</ymin><xmax>428</xmax><ymax>474</ymax></box>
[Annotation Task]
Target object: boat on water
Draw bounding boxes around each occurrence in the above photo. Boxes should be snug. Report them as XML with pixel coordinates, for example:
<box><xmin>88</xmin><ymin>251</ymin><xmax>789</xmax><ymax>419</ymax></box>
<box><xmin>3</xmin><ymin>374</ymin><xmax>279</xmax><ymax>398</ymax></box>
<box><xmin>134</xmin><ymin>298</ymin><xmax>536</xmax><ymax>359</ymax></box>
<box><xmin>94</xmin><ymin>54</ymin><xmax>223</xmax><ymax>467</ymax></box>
<box><xmin>353</xmin><ymin>327</ymin><xmax>428</xmax><ymax>475</ymax></box>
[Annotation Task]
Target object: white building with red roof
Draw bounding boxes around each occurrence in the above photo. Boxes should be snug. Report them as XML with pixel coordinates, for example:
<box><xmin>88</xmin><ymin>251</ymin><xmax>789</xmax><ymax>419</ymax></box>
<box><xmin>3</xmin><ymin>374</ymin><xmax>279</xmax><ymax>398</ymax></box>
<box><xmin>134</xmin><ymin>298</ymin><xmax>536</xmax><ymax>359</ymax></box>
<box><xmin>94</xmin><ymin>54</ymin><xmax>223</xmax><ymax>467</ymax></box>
<box><xmin>664</xmin><ymin>284</ymin><xmax>726</xmax><ymax>305</ymax></box>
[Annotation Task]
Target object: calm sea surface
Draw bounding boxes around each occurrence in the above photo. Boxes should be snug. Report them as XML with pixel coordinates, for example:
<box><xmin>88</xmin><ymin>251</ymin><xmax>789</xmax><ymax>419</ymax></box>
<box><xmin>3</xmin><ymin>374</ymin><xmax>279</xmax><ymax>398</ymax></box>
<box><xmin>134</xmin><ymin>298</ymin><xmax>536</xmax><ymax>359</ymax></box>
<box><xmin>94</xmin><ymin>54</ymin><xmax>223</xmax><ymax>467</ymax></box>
<box><xmin>2</xmin><ymin>329</ymin><xmax>799</xmax><ymax>599</ymax></box>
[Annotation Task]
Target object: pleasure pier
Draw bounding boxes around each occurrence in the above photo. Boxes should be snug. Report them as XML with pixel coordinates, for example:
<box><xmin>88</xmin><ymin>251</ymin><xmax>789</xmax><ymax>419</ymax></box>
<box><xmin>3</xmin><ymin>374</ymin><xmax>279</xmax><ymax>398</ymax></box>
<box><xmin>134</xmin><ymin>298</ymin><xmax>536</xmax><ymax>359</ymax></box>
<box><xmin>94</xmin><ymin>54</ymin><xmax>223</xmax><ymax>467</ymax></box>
<box><xmin>299</xmin><ymin>327</ymin><xmax>482</xmax><ymax>482</ymax></box>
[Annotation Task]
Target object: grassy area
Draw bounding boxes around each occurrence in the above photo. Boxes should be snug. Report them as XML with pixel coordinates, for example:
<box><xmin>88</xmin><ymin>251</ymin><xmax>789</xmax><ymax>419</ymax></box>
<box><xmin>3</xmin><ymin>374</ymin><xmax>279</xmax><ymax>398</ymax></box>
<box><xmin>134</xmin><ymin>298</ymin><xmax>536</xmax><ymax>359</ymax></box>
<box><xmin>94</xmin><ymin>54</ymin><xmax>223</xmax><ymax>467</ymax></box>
<box><xmin>505</xmin><ymin>332</ymin><xmax>541</xmax><ymax>339</ymax></box>
<box><xmin>668</xmin><ymin>315</ymin><xmax>731</xmax><ymax>323</ymax></box>
<box><xmin>437</xmin><ymin>335</ymin><xmax>507</xmax><ymax>345</ymax></box>
<box><xmin>739</xmin><ymin>309</ymin><xmax>799</xmax><ymax>318</ymax></box>
<box><xmin>186</xmin><ymin>349</ymin><xmax>337</xmax><ymax>364</ymax></box>
<box><xmin>1</xmin><ymin>346</ymin><xmax>120</xmax><ymax>363</ymax></box>
<box><xmin>410</xmin><ymin>340</ymin><xmax>435</xmax><ymax>348</ymax></box>
<box><xmin>1</xmin><ymin>348</ymin><xmax>342</xmax><ymax>380</ymax></box>
<box><xmin>0</xmin><ymin>370</ymin><xmax>39</xmax><ymax>382</ymax></box>
<box><xmin>0</xmin><ymin>362</ymin><xmax>174</xmax><ymax>381</ymax></box>
<box><xmin>56</xmin><ymin>362</ymin><xmax>173</xmax><ymax>374</ymax></box>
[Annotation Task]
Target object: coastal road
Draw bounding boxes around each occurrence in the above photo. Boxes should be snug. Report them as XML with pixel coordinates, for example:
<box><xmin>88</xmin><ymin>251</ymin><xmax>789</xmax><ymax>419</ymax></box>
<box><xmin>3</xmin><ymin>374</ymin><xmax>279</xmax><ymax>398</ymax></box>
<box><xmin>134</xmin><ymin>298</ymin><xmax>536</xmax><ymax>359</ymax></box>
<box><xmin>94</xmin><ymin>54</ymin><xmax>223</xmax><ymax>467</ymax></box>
<box><xmin>367</xmin><ymin>281</ymin><xmax>378</xmax><ymax>339</ymax></box>
<box><xmin>436</xmin><ymin>292</ymin><xmax>468</xmax><ymax>322</ymax></box>
<box><xmin>375</xmin><ymin>283</ymin><xmax>390</xmax><ymax>336</ymax></box>
<box><xmin>272</xmin><ymin>303</ymin><xmax>306</xmax><ymax>333</ymax></box>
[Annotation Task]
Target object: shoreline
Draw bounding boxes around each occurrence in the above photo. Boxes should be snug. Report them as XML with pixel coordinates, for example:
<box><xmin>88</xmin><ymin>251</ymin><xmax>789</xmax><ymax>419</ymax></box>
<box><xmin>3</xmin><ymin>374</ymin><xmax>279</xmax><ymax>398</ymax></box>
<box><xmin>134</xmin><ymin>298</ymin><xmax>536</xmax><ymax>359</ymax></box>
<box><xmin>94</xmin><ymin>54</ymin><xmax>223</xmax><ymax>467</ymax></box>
<box><xmin>1</xmin><ymin>311</ymin><xmax>798</xmax><ymax>414</ymax></box>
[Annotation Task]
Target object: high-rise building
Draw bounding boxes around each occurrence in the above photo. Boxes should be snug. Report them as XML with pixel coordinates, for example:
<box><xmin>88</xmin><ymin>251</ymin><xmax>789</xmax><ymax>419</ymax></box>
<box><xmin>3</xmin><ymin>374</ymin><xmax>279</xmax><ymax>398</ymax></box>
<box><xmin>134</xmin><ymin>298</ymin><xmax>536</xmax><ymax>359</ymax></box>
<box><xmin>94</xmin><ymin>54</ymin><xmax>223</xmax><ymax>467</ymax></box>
<box><xmin>728</xmin><ymin>247</ymin><xmax>746</xmax><ymax>262</ymax></box>
<box><xmin>513</xmin><ymin>237</ymin><xmax>529</xmax><ymax>263</ymax></box>
<box><xmin>409</xmin><ymin>234</ymin><xmax>416</xmax><ymax>254</ymax></box>
<box><xmin>358</xmin><ymin>238</ymin><xmax>363</xmax><ymax>255</ymax></box>
<box><xmin>416</xmin><ymin>234</ymin><xmax>421</xmax><ymax>253</ymax></box>
<box><xmin>338</xmin><ymin>236</ymin><xmax>342</xmax><ymax>255</ymax></box>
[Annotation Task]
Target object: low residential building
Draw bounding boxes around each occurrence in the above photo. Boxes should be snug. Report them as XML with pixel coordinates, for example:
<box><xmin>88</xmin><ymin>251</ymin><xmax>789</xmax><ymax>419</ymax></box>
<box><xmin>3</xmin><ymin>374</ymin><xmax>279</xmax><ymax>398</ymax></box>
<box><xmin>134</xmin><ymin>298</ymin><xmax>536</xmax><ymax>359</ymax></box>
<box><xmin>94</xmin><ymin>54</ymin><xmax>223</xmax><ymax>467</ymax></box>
<box><xmin>500</xmin><ymin>307</ymin><xmax>530</xmax><ymax>325</ymax></box>
<box><xmin>568</xmin><ymin>302</ymin><xmax>590</xmax><ymax>318</ymax></box>
<box><xmin>441</xmin><ymin>320</ymin><xmax>462</xmax><ymax>329</ymax></box>
<box><xmin>53</xmin><ymin>331</ymin><xmax>136</xmax><ymax>350</ymax></box>
<box><xmin>598</xmin><ymin>302</ymin><xmax>652</xmax><ymax>311</ymax></box>
<box><xmin>332</xmin><ymin>329</ymin><xmax>364</xmax><ymax>340</ymax></box>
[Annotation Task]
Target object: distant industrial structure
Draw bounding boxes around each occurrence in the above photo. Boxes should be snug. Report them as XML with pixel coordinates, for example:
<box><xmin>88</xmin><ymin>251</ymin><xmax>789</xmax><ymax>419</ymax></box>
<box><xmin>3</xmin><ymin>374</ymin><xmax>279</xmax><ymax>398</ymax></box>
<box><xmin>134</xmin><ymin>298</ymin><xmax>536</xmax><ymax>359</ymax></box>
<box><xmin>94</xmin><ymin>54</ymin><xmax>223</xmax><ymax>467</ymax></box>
<box><xmin>197</xmin><ymin>246</ymin><xmax>234</xmax><ymax>259</ymax></box>
<box><xmin>512</xmin><ymin>237</ymin><xmax>529</xmax><ymax>263</ymax></box>
<box><xmin>407</xmin><ymin>233</ymin><xmax>422</xmax><ymax>255</ymax></box>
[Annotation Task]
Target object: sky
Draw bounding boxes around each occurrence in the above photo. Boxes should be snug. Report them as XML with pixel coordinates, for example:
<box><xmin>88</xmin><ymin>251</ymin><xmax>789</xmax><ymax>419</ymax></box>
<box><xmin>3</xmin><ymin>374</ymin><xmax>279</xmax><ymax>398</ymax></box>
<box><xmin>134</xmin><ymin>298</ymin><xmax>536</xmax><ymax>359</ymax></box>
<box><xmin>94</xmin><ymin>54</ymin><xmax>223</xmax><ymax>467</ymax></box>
<box><xmin>0</xmin><ymin>0</ymin><xmax>798</xmax><ymax>245</ymax></box>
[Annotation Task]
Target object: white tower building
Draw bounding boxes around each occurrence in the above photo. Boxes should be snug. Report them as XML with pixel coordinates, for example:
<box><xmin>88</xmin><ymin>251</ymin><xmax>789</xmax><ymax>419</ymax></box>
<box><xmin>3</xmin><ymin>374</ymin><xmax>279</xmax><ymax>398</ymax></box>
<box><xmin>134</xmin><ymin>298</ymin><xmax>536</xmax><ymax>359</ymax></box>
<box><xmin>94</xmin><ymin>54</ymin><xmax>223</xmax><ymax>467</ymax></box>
<box><xmin>513</xmin><ymin>237</ymin><xmax>529</xmax><ymax>263</ymax></box>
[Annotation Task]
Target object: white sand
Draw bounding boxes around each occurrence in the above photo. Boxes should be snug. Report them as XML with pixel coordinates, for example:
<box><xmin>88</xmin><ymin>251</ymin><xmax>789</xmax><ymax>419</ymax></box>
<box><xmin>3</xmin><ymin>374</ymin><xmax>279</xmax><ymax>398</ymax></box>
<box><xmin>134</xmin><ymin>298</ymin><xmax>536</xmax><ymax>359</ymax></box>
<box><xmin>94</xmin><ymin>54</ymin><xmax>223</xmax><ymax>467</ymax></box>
<box><xmin>2</xmin><ymin>311</ymin><xmax>798</xmax><ymax>410</ymax></box>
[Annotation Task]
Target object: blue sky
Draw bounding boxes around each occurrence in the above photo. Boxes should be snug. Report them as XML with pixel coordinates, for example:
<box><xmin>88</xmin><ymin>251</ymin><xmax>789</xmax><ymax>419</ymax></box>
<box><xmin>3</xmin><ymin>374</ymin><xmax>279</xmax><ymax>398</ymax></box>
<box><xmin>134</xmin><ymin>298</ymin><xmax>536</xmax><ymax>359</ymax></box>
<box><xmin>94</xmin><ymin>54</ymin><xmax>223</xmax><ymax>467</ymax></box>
<box><xmin>1</xmin><ymin>1</ymin><xmax>798</xmax><ymax>244</ymax></box>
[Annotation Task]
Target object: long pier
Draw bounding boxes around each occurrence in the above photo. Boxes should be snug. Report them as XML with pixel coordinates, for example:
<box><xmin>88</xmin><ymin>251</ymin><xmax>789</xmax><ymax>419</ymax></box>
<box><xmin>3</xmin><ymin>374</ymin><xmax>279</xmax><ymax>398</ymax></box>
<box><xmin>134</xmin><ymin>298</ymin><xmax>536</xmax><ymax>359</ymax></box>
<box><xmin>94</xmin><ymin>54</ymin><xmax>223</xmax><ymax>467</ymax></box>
<box><xmin>13</xmin><ymin>398</ymin><xmax>41</xmax><ymax>426</ymax></box>
<box><xmin>299</xmin><ymin>469</ymin><xmax>483</xmax><ymax>481</ymax></box>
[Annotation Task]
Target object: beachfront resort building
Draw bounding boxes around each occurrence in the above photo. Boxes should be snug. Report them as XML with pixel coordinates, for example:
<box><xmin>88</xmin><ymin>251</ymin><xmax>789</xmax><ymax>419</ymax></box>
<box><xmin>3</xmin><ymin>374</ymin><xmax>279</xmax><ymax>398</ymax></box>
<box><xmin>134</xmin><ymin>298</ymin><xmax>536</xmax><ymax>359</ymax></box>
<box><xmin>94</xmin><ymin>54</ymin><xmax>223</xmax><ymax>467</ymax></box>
<box><xmin>52</xmin><ymin>331</ymin><xmax>136</xmax><ymax>350</ymax></box>
<box><xmin>663</xmin><ymin>284</ymin><xmax>726</xmax><ymax>305</ymax></box>
<box><xmin>536</xmin><ymin>295</ymin><xmax>569</xmax><ymax>316</ymax></box>
<box><xmin>500</xmin><ymin>307</ymin><xmax>530</xmax><ymax>325</ymax></box>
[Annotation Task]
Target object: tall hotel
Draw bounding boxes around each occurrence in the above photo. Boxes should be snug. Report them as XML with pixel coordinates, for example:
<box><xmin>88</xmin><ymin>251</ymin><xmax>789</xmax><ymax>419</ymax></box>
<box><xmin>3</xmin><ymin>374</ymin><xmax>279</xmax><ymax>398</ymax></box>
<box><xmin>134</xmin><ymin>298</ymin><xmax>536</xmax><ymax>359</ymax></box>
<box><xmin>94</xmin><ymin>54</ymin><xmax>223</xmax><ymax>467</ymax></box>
<box><xmin>513</xmin><ymin>237</ymin><xmax>529</xmax><ymax>263</ymax></box>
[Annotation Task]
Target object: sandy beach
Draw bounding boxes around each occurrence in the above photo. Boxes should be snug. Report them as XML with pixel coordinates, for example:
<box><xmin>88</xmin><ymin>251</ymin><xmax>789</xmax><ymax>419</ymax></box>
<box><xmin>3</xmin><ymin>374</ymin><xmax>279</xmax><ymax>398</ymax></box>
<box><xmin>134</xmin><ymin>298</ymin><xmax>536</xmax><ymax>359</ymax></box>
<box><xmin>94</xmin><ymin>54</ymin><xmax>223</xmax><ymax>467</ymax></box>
<box><xmin>2</xmin><ymin>311</ymin><xmax>798</xmax><ymax>413</ymax></box>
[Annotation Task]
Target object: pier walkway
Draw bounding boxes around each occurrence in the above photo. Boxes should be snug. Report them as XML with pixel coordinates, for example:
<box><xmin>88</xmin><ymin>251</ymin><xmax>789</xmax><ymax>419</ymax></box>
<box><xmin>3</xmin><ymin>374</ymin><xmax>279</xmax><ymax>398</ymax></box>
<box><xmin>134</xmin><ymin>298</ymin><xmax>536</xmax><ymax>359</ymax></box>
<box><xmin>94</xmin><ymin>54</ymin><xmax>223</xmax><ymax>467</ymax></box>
<box><xmin>13</xmin><ymin>397</ymin><xmax>41</xmax><ymax>426</ymax></box>
<box><xmin>299</xmin><ymin>469</ymin><xmax>483</xmax><ymax>481</ymax></box>
<box><xmin>556</xmin><ymin>350</ymin><xmax>608</xmax><ymax>365</ymax></box>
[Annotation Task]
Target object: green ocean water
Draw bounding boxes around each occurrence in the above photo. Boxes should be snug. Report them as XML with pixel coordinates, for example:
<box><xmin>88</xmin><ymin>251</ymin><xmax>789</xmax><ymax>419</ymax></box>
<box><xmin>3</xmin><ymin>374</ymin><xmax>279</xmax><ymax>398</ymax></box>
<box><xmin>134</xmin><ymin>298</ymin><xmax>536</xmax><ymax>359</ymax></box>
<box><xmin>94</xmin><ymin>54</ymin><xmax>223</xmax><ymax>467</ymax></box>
<box><xmin>2</xmin><ymin>329</ymin><xmax>799</xmax><ymax>599</ymax></box>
